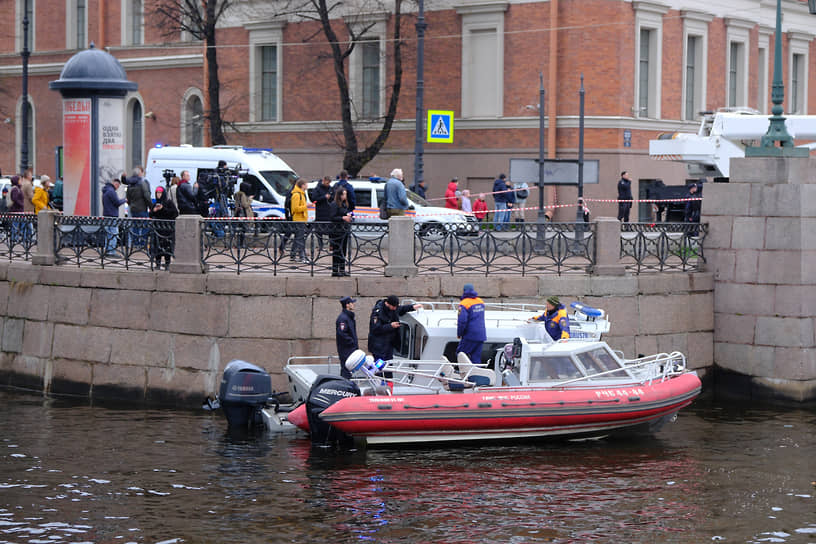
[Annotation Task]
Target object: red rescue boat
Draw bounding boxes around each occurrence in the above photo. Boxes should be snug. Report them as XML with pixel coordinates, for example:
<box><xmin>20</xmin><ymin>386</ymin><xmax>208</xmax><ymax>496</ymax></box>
<box><xmin>285</xmin><ymin>338</ymin><xmax>702</xmax><ymax>446</ymax></box>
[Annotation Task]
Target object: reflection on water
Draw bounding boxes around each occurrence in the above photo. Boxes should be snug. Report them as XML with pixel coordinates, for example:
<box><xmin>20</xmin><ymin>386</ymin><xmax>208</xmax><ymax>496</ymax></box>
<box><xmin>0</xmin><ymin>391</ymin><xmax>814</xmax><ymax>543</ymax></box>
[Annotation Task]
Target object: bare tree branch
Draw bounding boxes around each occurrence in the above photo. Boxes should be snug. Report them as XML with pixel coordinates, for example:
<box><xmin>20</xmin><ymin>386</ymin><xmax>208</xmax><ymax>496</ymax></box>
<box><xmin>147</xmin><ymin>0</ymin><xmax>228</xmax><ymax>144</ymax></box>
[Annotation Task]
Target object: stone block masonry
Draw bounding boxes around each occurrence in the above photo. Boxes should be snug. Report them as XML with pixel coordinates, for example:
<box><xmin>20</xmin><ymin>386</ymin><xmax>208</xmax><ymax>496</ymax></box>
<box><xmin>704</xmin><ymin>156</ymin><xmax>816</xmax><ymax>403</ymax></box>
<box><xmin>0</xmin><ymin>261</ymin><xmax>714</xmax><ymax>408</ymax></box>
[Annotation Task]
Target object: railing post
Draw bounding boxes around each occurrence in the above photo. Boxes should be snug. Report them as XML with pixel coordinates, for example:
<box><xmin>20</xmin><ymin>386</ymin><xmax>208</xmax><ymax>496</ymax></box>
<box><xmin>32</xmin><ymin>210</ymin><xmax>58</xmax><ymax>266</ymax></box>
<box><xmin>591</xmin><ymin>217</ymin><xmax>626</xmax><ymax>276</ymax></box>
<box><xmin>169</xmin><ymin>215</ymin><xmax>207</xmax><ymax>274</ymax></box>
<box><xmin>384</xmin><ymin>216</ymin><xmax>418</xmax><ymax>277</ymax></box>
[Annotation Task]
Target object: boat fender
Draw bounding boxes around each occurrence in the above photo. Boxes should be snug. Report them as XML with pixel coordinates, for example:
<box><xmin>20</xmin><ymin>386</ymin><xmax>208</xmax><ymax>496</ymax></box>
<box><xmin>345</xmin><ymin>350</ymin><xmax>387</xmax><ymax>376</ymax></box>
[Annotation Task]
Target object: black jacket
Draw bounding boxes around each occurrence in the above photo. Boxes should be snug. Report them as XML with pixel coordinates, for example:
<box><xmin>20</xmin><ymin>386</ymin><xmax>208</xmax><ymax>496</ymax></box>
<box><xmin>617</xmin><ymin>177</ymin><xmax>632</xmax><ymax>201</ymax></box>
<box><xmin>333</xmin><ymin>179</ymin><xmax>356</xmax><ymax>211</ymax></box>
<box><xmin>336</xmin><ymin>309</ymin><xmax>358</xmax><ymax>377</ymax></box>
<box><xmin>126</xmin><ymin>176</ymin><xmax>152</xmax><ymax>214</ymax></box>
<box><xmin>176</xmin><ymin>181</ymin><xmax>199</xmax><ymax>215</ymax></box>
<box><xmin>367</xmin><ymin>299</ymin><xmax>416</xmax><ymax>360</ymax></box>
<box><xmin>311</xmin><ymin>183</ymin><xmax>334</xmax><ymax>221</ymax></box>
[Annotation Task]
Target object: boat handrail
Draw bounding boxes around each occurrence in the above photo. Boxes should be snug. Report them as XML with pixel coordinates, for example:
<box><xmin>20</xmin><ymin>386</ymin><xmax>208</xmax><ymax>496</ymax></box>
<box><xmin>549</xmin><ymin>351</ymin><xmax>687</xmax><ymax>388</ymax></box>
<box><xmin>409</xmin><ymin>300</ymin><xmax>548</xmax><ymax>313</ymax></box>
<box><xmin>286</xmin><ymin>355</ymin><xmax>341</xmax><ymax>366</ymax></box>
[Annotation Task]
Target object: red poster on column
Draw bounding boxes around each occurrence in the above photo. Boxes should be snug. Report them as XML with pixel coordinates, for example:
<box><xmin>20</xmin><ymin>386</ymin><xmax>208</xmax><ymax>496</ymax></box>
<box><xmin>63</xmin><ymin>98</ymin><xmax>92</xmax><ymax>215</ymax></box>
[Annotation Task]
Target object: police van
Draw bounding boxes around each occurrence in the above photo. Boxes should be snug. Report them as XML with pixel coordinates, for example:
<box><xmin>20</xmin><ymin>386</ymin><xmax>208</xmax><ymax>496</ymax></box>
<box><xmin>306</xmin><ymin>177</ymin><xmax>478</xmax><ymax>235</ymax></box>
<box><xmin>144</xmin><ymin>145</ymin><xmax>299</xmax><ymax>217</ymax></box>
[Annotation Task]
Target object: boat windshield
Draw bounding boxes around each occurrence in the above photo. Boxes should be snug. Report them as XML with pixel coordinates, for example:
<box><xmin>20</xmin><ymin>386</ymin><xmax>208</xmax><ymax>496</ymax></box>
<box><xmin>529</xmin><ymin>356</ymin><xmax>582</xmax><ymax>381</ymax></box>
<box><xmin>575</xmin><ymin>348</ymin><xmax>629</xmax><ymax>378</ymax></box>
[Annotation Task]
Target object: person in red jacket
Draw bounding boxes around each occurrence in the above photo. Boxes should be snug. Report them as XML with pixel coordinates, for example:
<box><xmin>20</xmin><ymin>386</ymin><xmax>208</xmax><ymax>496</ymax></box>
<box><xmin>444</xmin><ymin>177</ymin><xmax>459</xmax><ymax>209</ymax></box>
<box><xmin>473</xmin><ymin>193</ymin><xmax>488</xmax><ymax>222</ymax></box>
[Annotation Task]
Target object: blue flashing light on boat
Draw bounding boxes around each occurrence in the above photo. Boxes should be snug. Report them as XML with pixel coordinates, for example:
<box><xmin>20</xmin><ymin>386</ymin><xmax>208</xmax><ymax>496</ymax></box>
<box><xmin>571</xmin><ymin>301</ymin><xmax>603</xmax><ymax>318</ymax></box>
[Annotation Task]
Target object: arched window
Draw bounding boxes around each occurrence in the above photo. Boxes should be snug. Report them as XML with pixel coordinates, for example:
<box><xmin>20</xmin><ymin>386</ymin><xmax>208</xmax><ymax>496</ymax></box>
<box><xmin>127</xmin><ymin>98</ymin><xmax>143</xmax><ymax>169</ymax></box>
<box><xmin>184</xmin><ymin>94</ymin><xmax>204</xmax><ymax>146</ymax></box>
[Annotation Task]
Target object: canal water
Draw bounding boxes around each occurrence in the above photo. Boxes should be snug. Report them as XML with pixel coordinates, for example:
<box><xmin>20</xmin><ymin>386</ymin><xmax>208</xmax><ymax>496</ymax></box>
<box><xmin>0</xmin><ymin>390</ymin><xmax>813</xmax><ymax>544</ymax></box>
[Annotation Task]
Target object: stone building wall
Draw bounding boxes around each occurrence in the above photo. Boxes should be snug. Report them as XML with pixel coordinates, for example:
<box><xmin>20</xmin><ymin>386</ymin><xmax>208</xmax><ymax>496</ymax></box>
<box><xmin>0</xmin><ymin>261</ymin><xmax>714</xmax><ymax>407</ymax></box>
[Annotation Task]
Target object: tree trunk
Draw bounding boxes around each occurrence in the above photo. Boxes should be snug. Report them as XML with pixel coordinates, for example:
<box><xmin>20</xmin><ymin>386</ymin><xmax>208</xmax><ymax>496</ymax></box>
<box><xmin>205</xmin><ymin>3</ymin><xmax>226</xmax><ymax>145</ymax></box>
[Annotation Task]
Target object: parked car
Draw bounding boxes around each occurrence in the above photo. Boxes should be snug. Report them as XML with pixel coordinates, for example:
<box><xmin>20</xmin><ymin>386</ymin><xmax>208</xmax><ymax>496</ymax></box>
<box><xmin>307</xmin><ymin>177</ymin><xmax>478</xmax><ymax>235</ymax></box>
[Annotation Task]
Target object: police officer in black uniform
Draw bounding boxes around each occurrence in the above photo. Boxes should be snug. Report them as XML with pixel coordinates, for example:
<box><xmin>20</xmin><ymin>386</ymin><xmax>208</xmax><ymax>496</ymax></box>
<box><xmin>367</xmin><ymin>295</ymin><xmax>422</xmax><ymax>362</ymax></box>
<box><xmin>336</xmin><ymin>296</ymin><xmax>358</xmax><ymax>378</ymax></box>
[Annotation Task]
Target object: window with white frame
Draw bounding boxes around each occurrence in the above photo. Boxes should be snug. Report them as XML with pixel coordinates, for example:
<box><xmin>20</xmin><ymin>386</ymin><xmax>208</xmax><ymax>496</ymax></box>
<box><xmin>66</xmin><ymin>0</ymin><xmax>88</xmax><ymax>49</ymax></box>
<box><xmin>457</xmin><ymin>2</ymin><xmax>507</xmax><ymax>118</ymax></box>
<box><xmin>757</xmin><ymin>29</ymin><xmax>770</xmax><ymax>114</ymax></box>
<box><xmin>181</xmin><ymin>89</ymin><xmax>205</xmax><ymax>146</ymax></box>
<box><xmin>16</xmin><ymin>98</ymin><xmax>35</xmax><ymax>172</ymax></box>
<box><xmin>682</xmin><ymin>11</ymin><xmax>710</xmax><ymax>121</ymax></box>
<box><xmin>16</xmin><ymin>0</ymin><xmax>35</xmax><ymax>52</ymax></box>
<box><xmin>360</xmin><ymin>39</ymin><xmax>382</xmax><ymax>118</ymax></box>
<box><xmin>634</xmin><ymin>2</ymin><xmax>667</xmax><ymax>119</ymax></box>
<box><xmin>247</xmin><ymin>22</ymin><xmax>284</xmax><ymax>123</ymax></box>
<box><xmin>122</xmin><ymin>0</ymin><xmax>144</xmax><ymax>46</ymax></box>
<box><xmin>725</xmin><ymin>19</ymin><xmax>750</xmax><ymax>109</ymax></box>
<box><xmin>788</xmin><ymin>33</ymin><xmax>810</xmax><ymax>115</ymax></box>
<box><xmin>347</xmin><ymin>13</ymin><xmax>386</xmax><ymax>121</ymax></box>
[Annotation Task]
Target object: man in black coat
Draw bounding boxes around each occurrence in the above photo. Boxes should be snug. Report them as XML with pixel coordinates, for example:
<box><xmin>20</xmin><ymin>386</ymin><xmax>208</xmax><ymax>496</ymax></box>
<box><xmin>617</xmin><ymin>170</ymin><xmax>633</xmax><ymax>223</ymax></box>
<box><xmin>336</xmin><ymin>296</ymin><xmax>359</xmax><ymax>378</ymax></box>
<box><xmin>367</xmin><ymin>295</ymin><xmax>422</xmax><ymax>361</ymax></box>
<box><xmin>311</xmin><ymin>176</ymin><xmax>334</xmax><ymax>252</ymax></box>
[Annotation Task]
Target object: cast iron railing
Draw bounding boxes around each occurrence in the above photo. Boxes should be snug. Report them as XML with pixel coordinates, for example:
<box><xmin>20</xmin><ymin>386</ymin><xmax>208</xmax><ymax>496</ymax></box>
<box><xmin>200</xmin><ymin>219</ymin><xmax>388</xmax><ymax>275</ymax></box>
<box><xmin>54</xmin><ymin>216</ymin><xmax>176</xmax><ymax>270</ymax></box>
<box><xmin>0</xmin><ymin>213</ymin><xmax>38</xmax><ymax>261</ymax></box>
<box><xmin>414</xmin><ymin>221</ymin><xmax>595</xmax><ymax>275</ymax></box>
<box><xmin>620</xmin><ymin>222</ymin><xmax>708</xmax><ymax>273</ymax></box>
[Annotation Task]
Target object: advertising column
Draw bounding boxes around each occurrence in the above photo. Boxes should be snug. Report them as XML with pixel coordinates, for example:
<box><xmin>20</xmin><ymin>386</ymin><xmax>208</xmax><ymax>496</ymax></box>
<box><xmin>62</xmin><ymin>98</ymin><xmax>92</xmax><ymax>215</ymax></box>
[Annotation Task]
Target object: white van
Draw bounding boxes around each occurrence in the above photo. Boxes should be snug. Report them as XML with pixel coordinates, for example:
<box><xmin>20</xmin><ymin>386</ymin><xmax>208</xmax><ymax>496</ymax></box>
<box><xmin>144</xmin><ymin>145</ymin><xmax>299</xmax><ymax>218</ymax></box>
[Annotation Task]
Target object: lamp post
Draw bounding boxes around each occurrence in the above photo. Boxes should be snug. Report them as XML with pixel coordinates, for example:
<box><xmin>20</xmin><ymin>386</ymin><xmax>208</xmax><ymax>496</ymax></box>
<box><xmin>574</xmin><ymin>74</ymin><xmax>585</xmax><ymax>242</ymax></box>
<box><xmin>745</xmin><ymin>0</ymin><xmax>808</xmax><ymax>157</ymax></box>
<box><xmin>412</xmin><ymin>0</ymin><xmax>426</xmax><ymax>188</ymax></box>
<box><xmin>20</xmin><ymin>0</ymin><xmax>31</xmax><ymax>173</ymax></box>
<box><xmin>535</xmin><ymin>72</ymin><xmax>548</xmax><ymax>250</ymax></box>
<box><xmin>537</xmin><ymin>72</ymin><xmax>546</xmax><ymax>224</ymax></box>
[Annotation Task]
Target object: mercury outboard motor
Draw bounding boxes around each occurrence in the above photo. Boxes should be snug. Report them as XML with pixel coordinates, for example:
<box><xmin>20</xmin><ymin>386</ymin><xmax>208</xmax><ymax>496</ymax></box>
<box><xmin>219</xmin><ymin>360</ymin><xmax>272</xmax><ymax>429</ymax></box>
<box><xmin>306</xmin><ymin>374</ymin><xmax>360</xmax><ymax>447</ymax></box>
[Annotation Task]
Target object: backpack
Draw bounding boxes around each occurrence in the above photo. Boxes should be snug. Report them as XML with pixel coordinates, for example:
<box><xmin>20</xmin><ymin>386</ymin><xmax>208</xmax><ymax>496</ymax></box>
<box><xmin>284</xmin><ymin>187</ymin><xmax>293</xmax><ymax>221</ymax></box>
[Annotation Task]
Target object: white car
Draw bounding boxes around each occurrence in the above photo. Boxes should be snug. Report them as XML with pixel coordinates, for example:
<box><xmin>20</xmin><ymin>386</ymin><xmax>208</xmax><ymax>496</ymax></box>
<box><xmin>307</xmin><ymin>178</ymin><xmax>478</xmax><ymax>235</ymax></box>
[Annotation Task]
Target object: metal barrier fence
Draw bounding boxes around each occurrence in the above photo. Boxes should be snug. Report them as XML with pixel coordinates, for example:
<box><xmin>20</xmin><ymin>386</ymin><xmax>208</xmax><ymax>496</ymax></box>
<box><xmin>415</xmin><ymin>221</ymin><xmax>595</xmax><ymax>275</ymax></box>
<box><xmin>0</xmin><ymin>213</ymin><xmax>707</xmax><ymax>276</ymax></box>
<box><xmin>200</xmin><ymin>219</ymin><xmax>388</xmax><ymax>275</ymax></box>
<box><xmin>0</xmin><ymin>214</ymin><xmax>38</xmax><ymax>262</ymax></box>
<box><xmin>54</xmin><ymin>215</ymin><xmax>176</xmax><ymax>271</ymax></box>
<box><xmin>620</xmin><ymin>222</ymin><xmax>708</xmax><ymax>273</ymax></box>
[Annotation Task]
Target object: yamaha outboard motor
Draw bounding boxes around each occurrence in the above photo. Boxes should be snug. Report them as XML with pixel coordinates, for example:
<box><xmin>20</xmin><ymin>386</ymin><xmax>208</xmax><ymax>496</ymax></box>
<box><xmin>219</xmin><ymin>360</ymin><xmax>272</xmax><ymax>429</ymax></box>
<box><xmin>306</xmin><ymin>374</ymin><xmax>360</xmax><ymax>447</ymax></box>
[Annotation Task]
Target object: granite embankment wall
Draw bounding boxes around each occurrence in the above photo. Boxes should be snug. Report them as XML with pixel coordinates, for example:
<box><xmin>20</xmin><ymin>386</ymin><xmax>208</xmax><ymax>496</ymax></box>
<box><xmin>0</xmin><ymin>261</ymin><xmax>714</xmax><ymax>407</ymax></box>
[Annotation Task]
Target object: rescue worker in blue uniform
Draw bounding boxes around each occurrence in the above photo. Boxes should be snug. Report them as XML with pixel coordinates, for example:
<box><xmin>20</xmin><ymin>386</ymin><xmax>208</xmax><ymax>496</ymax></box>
<box><xmin>336</xmin><ymin>296</ymin><xmax>358</xmax><ymax>378</ymax></box>
<box><xmin>530</xmin><ymin>296</ymin><xmax>570</xmax><ymax>341</ymax></box>
<box><xmin>456</xmin><ymin>283</ymin><xmax>487</xmax><ymax>364</ymax></box>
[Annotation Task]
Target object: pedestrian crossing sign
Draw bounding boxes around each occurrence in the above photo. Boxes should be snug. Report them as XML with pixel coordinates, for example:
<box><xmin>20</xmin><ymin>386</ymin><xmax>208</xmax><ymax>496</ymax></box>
<box><xmin>427</xmin><ymin>110</ymin><xmax>454</xmax><ymax>143</ymax></box>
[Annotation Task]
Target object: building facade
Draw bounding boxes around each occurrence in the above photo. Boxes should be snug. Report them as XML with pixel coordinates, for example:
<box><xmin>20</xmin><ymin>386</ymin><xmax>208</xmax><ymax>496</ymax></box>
<box><xmin>1</xmin><ymin>0</ymin><xmax>814</xmax><ymax>220</ymax></box>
